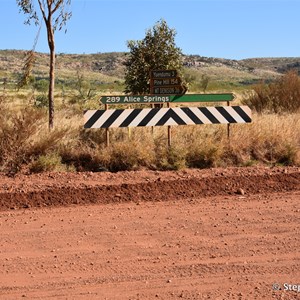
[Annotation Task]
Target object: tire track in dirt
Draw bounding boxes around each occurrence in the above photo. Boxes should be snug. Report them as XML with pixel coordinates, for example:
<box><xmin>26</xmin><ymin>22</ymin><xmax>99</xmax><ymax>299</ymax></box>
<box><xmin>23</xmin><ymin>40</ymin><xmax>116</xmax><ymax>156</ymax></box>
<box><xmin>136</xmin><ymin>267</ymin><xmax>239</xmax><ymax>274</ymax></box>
<box><xmin>0</xmin><ymin>190</ymin><xmax>299</xmax><ymax>299</ymax></box>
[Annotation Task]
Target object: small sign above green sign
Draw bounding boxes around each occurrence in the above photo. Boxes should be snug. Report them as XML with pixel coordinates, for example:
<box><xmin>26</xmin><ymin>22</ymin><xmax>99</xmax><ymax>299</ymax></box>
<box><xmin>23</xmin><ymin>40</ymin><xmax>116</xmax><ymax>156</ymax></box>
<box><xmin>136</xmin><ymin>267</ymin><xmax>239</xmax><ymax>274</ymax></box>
<box><xmin>151</xmin><ymin>77</ymin><xmax>182</xmax><ymax>86</ymax></box>
<box><xmin>151</xmin><ymin>70</ymin><xmax>177</xmax><ymax>78</ymax></box>
<box><xmin>150</xmin><ymin>69</ymin><xmax>186</xmax><ymax>95</ymax></box>
<box><xmin>153</xmin><ymin>86</ymin><xmax>187</xmax><ymax>95</ymax></box>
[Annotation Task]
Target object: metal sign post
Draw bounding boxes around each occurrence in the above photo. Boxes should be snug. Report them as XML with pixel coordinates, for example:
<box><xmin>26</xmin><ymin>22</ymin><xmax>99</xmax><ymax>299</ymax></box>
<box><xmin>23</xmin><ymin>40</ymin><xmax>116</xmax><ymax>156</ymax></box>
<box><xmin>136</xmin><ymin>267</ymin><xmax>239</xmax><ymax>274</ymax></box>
<box><xmin>167</xmin><ymin>102</ymin><xmax>171</xmax><ymax>147</ymax></box>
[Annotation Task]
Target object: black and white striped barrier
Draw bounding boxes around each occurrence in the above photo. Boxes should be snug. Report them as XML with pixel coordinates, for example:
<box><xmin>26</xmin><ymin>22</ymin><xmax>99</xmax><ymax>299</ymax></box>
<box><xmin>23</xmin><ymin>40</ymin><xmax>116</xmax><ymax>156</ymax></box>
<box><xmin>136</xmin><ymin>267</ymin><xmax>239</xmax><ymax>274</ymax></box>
<box><xmin>84</xmin><ymin>106</ymin><xmax>251</xmax><ymax>128</ymax></box>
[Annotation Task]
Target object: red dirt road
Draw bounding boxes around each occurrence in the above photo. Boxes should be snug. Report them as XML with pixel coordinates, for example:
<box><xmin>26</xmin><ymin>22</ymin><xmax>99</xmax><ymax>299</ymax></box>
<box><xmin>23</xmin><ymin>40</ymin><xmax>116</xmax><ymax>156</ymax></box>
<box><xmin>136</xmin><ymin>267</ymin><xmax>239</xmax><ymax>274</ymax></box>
<box><xmin>0</xmin><ymin>167</ymin><xmax>299</xmax><ymax>299</ymax></box>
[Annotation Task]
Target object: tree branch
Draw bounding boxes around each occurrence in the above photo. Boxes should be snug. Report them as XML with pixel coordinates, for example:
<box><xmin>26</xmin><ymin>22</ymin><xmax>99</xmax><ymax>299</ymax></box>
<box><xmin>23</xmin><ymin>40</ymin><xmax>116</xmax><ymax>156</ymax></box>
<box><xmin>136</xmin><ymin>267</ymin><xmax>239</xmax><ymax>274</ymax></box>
<box><xmin>37</xmin><ymin>0</ymin><xmax>47</xmax><ymax>23</ymax></box>
<box><xmin>52</xmin><ymin>0</ymin><xmax>64</xmax><ymax>14</ymax></box>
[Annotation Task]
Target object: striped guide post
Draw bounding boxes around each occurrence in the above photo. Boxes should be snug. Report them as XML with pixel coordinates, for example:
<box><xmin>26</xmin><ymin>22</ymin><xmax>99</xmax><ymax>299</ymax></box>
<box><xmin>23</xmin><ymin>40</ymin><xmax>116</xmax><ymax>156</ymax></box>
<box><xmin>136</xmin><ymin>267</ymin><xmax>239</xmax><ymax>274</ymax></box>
<box><xmin>84</xmin><ymin>106</ymin><xmax>252</xmax><ymax>129</ymax></box>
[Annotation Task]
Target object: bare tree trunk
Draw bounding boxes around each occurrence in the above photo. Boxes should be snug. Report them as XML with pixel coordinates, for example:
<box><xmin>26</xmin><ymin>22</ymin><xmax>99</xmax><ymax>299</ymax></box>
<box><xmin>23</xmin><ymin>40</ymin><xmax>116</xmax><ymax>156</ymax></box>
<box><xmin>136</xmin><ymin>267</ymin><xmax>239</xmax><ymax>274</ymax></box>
<box><xmin>47</xmin><ymin>21</ymin><xmax>55</xmax><ymax>130</ymax></box>
<box><xmin>49</xmin><ymin>45</ymin><xmax>55</xmax><ymax>130</ymax></box>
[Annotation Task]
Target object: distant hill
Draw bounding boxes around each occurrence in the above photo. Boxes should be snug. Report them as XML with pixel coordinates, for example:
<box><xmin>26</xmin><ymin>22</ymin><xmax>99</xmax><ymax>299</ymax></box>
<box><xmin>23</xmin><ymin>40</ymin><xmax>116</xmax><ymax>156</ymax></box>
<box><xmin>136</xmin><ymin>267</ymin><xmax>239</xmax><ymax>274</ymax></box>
<box><xmin>1</xmin><ymin>49</ymin><xmax>299</xmax><ymax>88</ymax></box>
<box><xmin>241</xmin><ymin>57</ymin><xmax>300</xmax><ymax>74</ymax></box>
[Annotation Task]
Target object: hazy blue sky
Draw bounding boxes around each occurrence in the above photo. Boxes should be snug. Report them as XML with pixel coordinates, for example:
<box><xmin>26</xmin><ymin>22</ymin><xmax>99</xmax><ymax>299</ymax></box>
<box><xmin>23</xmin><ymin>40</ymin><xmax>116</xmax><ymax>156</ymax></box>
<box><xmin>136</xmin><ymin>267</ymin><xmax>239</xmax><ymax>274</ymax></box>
<box><xmin>1</xmin><ymin>0</ymin><xmax>299</xmax><ymax>59</ymax></box>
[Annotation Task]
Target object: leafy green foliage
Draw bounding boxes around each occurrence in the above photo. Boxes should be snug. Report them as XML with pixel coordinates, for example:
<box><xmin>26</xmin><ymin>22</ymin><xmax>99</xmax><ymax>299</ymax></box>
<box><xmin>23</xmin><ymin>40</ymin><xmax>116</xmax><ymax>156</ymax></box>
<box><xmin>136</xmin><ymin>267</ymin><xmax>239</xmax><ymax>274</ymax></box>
<box><xmin>124</xmin><ymin>19</ymin><xmax>184</xmax><ymax>94</ymax></box>
<box><xmin>69</xmin><ymin>69</ymin><xmax>97</xmax><ymax>104</ymax></box>
<box><xmin>30</xmin><ymin>153</ymin><xmax>66</xmax><ymax>173</ymax></box>
<box><xmin>34</xmin><ymin>94</ymin><xmax>48</xmax><ymax>108</ymax></box>
<box><xmin>34</xmin><ymin>79</ymin><xmax>49</xmax><ymax>92</ymax></box>
<box><xmin>16</xmin><ymin>0</ymin><xmax>72</xmax><ymax>30</ymax></box>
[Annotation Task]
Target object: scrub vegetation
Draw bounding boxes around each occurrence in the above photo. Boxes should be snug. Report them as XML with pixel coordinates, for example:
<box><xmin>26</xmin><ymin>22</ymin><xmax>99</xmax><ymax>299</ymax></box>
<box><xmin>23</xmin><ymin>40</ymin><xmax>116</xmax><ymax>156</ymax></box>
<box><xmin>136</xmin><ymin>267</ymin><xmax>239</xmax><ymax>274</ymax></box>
<box><xmin>0</xmin><ymin>50</ymin><xmax>300</xmax><ymax>174</ymax></box>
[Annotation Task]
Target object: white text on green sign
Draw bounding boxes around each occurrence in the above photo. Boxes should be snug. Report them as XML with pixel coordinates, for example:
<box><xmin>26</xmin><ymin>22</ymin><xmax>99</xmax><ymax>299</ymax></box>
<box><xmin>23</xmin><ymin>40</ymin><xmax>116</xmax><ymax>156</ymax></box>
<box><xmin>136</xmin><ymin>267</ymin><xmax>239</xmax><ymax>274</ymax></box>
<box><xmin>101</xmin><ymin>95</ymin><xmax>171</xmax><ymax>104</ymax></box>
<box><xmin>100</xmin><ymin>93</ymin><xmax>235</xmax><ymax>104</ymax></box>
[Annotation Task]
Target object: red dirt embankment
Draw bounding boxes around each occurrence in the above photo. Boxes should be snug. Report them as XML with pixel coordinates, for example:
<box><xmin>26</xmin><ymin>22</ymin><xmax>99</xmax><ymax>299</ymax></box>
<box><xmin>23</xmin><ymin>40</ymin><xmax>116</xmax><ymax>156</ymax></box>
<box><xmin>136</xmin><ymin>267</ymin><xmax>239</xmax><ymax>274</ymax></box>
<box><xmin>0</xmin><ymin>166</ymin><xmax>299</xmax><ymax>210</ymax></box>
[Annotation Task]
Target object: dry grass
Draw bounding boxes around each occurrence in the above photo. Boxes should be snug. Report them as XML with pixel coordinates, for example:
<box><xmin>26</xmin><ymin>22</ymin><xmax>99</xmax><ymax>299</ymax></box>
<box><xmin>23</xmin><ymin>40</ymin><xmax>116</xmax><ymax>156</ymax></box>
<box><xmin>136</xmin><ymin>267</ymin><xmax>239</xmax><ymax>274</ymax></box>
<box><xmin>223</xmin><ymin>113</ymin><xmax>300</xmax><ymax>166</ymax></box>
<box><xmin>1</xmin><ymin>101</ymin><xmax>299</xmax><ymax>174</ymax></box>
<box><xmin>62</xmin><ymin>112</ymin><xmax>300</xmax><ymax>172</ymax></box>
<box><xmin>1</xmin><ymin>68</ymin><xmax>300</xmax><ymax>174</ymax></box>
<box><xmin>2</xmin><ymin>50</ymin><xmax>300</xmax><ymax>173</ymax></box>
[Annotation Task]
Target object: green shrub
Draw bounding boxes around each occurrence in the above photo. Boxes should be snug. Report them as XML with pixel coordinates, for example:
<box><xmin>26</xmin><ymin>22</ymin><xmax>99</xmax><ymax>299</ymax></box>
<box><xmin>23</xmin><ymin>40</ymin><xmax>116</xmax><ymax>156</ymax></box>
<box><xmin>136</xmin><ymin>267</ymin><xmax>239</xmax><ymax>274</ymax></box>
<box><xmin>30</xmin><ymin>153</ymin><xmax>68</xmax><ymax>173</ymax></box>
<box><xmin>242</xmin><ymin>71</ymin><xmax>300</xmax><ymax>113</ymax></box>
<box><xmin>59</xmin><ymin>144</ymin><xmax>108</xmax><ymax>172</ymax></box>
<box><xmin>250</xmin><ymin>138</ymin><xmax>298</xmax><ymax>166</ymax></box>
<box><xmin>34</xmin><ymin>94</ymin><xmax>48</xmax><ymax>108</ymax></box>
<box><xmin>34</xmin><ymin>79</ymin><xmax>49</xmax><ymax>92</ymax></box>
<box><xmin>154</xmin><ymin>137</ymin><xmax>187</xmax><ymax>170</ymax></box>
<box><xmin>186</xmin><ymin>144</ymin><xmax>221</xmax><ymax>168</ymax></box>
<box><xmin>103</xmin><ymin>141</ymin><xmax>155</xmax><ymax>172</ymax></box>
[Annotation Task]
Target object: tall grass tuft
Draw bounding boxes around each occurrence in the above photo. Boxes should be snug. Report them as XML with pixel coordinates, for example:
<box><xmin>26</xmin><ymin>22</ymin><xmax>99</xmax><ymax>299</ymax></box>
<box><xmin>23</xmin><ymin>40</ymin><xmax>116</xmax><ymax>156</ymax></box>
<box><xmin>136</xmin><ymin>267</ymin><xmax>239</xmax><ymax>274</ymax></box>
<box><xmin>0</xmin><ymin>105</ymin><xmax>45</xmax><ymax>174</ymax></box>
<box><xmin>222</xmin><ymin>113</ymin><xmax>300</xmax><ymax>166</ymax></box>
<box><xmin>0</xmin><ymin>104</ymin><xmax>73</xmax><ymax>175</ymax></box>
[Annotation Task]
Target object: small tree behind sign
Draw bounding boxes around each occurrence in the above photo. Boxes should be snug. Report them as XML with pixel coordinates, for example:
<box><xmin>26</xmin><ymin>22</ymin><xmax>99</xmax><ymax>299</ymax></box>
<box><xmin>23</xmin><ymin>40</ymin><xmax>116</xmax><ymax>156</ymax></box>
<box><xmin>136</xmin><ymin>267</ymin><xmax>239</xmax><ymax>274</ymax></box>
<box><xmin>124</xmin><ymin>19</ymin><xmax>185</xmax><ymax>95</ymax></box>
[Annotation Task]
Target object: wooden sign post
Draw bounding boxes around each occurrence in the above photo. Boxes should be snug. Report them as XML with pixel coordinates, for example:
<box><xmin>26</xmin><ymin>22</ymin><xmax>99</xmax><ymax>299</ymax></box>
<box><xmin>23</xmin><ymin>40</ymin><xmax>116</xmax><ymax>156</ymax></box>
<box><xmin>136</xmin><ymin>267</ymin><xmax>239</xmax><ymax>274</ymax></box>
<box><xmin>150</xmin><ymin>70</ymin><xmax>187</xmax><ymax>146</ymax></box>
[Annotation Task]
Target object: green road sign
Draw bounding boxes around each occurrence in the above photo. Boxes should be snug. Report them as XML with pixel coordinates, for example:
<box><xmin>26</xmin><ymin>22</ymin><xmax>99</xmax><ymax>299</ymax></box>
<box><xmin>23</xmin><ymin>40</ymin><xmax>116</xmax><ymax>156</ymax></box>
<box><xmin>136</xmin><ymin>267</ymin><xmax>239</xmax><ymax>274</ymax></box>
<box><xmin>100</xmin><ymin>93</ymin><xmax>235</xmax><ymax>104</ymax></box>
<box><xmin>171</xmin><ymin>93</ymin><xmax>235</xmax><ymax>103</ymax></box>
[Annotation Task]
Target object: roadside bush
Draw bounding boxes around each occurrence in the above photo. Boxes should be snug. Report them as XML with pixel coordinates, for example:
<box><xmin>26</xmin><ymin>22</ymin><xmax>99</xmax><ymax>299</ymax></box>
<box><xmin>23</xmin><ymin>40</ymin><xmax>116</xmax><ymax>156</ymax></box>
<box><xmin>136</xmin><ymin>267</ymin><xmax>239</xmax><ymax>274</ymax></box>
<box><xmin>78</xmin><ymin>128</ymin><xmax>107</xmax><ymax>148</ymax></box>
<box><xmin>29</xmin><ymin>127</ymin><xmax>69</xmax><ymax>158</ymax></box>
<box><xmin>154</xmin><ymin>135</ymin><xmax>187</xmax><ymax>170</ymax></box>
<box><xmin>242</xmin><ymin>71</ymin><xmax>300</xmax><ymax>113</ymax></box>
<box><xmin>59</xmin><ymin>143</ymin><xmax>108</xmax><ymax>172</ymax></box>
<box><xmin>34</xmin><ymin>94</ymin><xmax>48</xmax><ymax>108</ymax></box>
<box><xmin>0</xmin><ymin>105</ymin><xmax>72</xmax><ymax>175</ymax></box>
<box><xmin>249</xmin><ymin>136</ymin><xmax>298</xmax><ymax>166</ymax></box>
<box><xmin>30</xmin><ymin>153</ymin><xmax>70</xmax><ymax>173</ymax></box>
<box><xmin>0</xmin><ymin>106</ymin><xmax>46</xmax><ymax>174</ymax></box>
<box><xmin>102</xmin><ymin>141</ymin><xmax>155</xmax><ymax>172</ymax></box>
<box><xmin>186</xmin><ymin>143</ymin><xmax>221</xmax><ymax>168</ymax></box>
<box><xmin>222</xmin><ymin>113</ymin><xmax>300</xmax><ymax>167</ymax></box>
<box><xmin>0</xmin><ymin>98</ymin><xmax>299</xmax><ymax>175</ymax></box>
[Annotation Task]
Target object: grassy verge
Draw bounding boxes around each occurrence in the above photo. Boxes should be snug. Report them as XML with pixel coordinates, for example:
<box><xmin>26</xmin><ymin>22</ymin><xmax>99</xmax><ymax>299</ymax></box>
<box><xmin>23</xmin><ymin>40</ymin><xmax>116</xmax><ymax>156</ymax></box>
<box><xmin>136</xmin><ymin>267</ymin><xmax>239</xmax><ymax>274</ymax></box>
<box><xmin>1</xmin><ymin>69</ymin><xmax>300</xmax><ymax>174</ymax></box>
<box><xmin>1</xmin><ymin>100</ymin><xmax>299</xmax><ymax>174</ymax></box>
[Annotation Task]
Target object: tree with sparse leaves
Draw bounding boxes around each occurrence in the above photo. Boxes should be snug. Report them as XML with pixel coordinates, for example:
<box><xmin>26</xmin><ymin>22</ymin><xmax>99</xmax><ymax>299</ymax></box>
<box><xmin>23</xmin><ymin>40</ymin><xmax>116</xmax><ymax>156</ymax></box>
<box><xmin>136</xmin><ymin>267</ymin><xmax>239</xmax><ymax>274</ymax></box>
<box><xmin>124</xmin><ymin>19</ymin><xmax>184</xmax><ymax>95</ymax></box>
<box><xmin>17</xmin><ymin>0</ymin><xmax>72</xmax><ymax>129</ymax></box>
